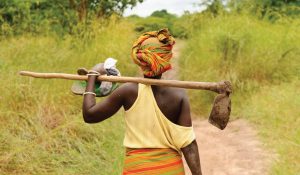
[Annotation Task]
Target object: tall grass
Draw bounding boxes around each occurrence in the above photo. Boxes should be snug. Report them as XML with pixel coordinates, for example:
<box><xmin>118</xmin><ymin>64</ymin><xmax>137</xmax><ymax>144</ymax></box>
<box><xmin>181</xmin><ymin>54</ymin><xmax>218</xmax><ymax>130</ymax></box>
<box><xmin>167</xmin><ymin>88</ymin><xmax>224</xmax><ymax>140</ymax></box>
<box><xmin>240</xmin><ymin>80</ymin><xmax>300</xmax><ymax>174</ymax></box>
<box><xmin>180</xmin><ymin>13</ymin><xmax>300</xmax><ymax>174</ymax></box>
<box><xmin>180</xmin><ymin>14</ymin><xmax>300</xmax><ymax>114</ymax></box>
<box><xmin>0</xmin><ymin>19</ymin><xmax>138</xmax><ymax>174</ymax></box>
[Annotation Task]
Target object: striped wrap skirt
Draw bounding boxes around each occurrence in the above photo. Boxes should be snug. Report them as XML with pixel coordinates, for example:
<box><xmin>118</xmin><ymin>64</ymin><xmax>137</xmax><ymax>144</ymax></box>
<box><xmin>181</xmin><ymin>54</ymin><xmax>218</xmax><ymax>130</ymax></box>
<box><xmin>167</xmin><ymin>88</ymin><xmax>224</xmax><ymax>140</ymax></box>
<box><xmin>123</xmin><ymin>148</ymin><xmax>185</xmax><ymax>175</ymax></box>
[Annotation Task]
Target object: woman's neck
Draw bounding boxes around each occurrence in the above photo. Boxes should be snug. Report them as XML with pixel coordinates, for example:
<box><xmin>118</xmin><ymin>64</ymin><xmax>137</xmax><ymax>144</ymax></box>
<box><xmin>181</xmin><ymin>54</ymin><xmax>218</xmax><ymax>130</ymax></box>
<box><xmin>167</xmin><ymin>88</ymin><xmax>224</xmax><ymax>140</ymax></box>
<box><xmin>143</xmin><ymin>74</ymin><xmax>164</xmax><ymax>91</ymax></box>
<box><xmin>143</xmin><ymin>74</ymin><xmax>162</xmax><ymax>79</ymax></box>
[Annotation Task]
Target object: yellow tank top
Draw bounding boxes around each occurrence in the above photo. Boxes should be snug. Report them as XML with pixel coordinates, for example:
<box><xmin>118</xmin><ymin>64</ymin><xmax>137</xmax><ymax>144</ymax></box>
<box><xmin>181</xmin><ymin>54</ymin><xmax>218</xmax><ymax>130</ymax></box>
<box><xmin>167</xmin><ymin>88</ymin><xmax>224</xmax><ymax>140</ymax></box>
<box><xmin>123</xmin><ymin>83</ymin><xmax>195</xmax><ymax>153</ymax></box>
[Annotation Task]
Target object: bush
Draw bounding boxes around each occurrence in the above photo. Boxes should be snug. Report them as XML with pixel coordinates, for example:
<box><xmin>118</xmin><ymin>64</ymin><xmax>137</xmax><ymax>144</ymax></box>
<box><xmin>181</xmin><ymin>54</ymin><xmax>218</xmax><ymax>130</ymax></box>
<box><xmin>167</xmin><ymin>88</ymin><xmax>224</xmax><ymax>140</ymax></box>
<box><xmin>180</xmin><ymin>12</ymin><xmax>300</xmax><ymax>174</ymax></box>
<box><xmin>180</xmin><ymin>14</ymin><xmax>300</xmax><ymax>114</ymax></box>
<box><xmin>127</xmin><ymin>10</ymin><xmax>189</xmax><ymax>38</ymax></box>
<box><xmin>239</xmin><ymin>81</ymin><xmax>300</xmax><ymax>174</ymax></box>
<box><xmin>0</xmin><ymin>19</ymin><xmax>137</xmax><ymax>174</ymax></box>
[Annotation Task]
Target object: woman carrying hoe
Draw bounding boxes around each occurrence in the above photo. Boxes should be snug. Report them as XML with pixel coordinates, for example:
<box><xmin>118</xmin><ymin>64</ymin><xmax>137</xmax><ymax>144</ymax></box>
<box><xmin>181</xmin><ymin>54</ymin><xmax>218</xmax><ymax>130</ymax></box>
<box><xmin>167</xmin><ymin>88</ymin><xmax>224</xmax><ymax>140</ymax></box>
<box><xmin>82</xmin><ymin>29</ymin><xmax>202</xmax><ymax>175</ymax></box>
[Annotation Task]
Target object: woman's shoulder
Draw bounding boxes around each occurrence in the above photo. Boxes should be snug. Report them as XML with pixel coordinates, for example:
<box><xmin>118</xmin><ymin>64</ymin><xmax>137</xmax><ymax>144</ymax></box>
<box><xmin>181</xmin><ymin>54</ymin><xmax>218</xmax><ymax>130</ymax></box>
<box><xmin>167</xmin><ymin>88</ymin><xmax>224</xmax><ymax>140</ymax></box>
<box><xmin>120</xmin><ymin>82</ymin><xmax>138</xmax><ymax>89</ymax></box>
<box><xmin>116</xmin><ymin>83</ymin><xmax>138</xmax><ymax>95</ymax></box>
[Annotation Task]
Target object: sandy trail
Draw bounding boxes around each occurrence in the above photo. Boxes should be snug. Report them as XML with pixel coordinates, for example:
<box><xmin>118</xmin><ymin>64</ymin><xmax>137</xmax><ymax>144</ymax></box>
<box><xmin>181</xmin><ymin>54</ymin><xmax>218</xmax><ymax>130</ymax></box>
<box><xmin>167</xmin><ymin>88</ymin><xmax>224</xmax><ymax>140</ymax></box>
<box><xmin>164</xmin><ymin>41</ymin><xmax>272</xmax><ymax>175</ymax></box>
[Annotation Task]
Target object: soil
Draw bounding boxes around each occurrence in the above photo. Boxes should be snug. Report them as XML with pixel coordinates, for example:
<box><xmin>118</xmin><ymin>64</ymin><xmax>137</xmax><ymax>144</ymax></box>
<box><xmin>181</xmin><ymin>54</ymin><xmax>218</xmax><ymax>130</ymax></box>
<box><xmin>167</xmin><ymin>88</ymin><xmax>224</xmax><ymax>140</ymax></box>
<box><xmin>164</xmin><ymin>41</ymin><xmax>273</xmax><ymax>175</ymax></box>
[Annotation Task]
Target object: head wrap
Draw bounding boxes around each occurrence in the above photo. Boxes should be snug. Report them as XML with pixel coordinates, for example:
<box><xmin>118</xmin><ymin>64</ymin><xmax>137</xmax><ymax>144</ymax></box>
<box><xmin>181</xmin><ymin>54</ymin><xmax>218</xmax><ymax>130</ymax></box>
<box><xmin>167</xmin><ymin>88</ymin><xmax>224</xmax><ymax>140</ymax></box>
<box><xmin>131</xmin><ymin>29</ymin><xmax>175</xmax><ymax>77</ymax></box>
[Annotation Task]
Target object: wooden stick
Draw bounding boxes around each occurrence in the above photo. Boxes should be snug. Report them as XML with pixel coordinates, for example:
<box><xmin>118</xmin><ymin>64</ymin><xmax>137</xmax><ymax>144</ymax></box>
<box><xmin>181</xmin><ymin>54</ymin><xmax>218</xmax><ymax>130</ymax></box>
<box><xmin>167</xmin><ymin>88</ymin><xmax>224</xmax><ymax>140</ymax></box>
<box><xmin>19</xmin><ymin>71</ymin><xmax>232</xmax><ymax>93</ymax></box>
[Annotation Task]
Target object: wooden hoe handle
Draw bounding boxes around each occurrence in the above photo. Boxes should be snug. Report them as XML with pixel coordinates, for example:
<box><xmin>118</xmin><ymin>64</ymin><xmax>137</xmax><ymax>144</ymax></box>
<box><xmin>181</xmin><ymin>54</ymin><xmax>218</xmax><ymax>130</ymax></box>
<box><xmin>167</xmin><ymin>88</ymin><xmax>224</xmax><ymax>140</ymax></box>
<box><xmin>19</xmin><ymin>71</ymin><xmax>232</xmax><ymax>94</ymax></box>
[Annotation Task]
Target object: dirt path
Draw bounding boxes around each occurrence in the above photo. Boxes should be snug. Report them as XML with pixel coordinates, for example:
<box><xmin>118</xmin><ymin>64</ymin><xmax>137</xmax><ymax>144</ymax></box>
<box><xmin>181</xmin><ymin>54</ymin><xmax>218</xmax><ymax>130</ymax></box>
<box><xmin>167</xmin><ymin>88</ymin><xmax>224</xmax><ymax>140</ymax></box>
<box><xmin>164</xmin><ymin>41</ymin><xmax>273</xmax><ymax>175</ymax></box>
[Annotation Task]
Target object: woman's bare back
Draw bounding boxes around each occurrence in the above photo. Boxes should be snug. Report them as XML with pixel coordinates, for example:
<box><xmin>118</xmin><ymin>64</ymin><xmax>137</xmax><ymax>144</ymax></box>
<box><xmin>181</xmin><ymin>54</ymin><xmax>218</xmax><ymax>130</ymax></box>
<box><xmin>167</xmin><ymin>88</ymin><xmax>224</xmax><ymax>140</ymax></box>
<box><xmin>121</xmin><ymin>83</ymin><xmax>191</xmax><ymax>126</ymax></box>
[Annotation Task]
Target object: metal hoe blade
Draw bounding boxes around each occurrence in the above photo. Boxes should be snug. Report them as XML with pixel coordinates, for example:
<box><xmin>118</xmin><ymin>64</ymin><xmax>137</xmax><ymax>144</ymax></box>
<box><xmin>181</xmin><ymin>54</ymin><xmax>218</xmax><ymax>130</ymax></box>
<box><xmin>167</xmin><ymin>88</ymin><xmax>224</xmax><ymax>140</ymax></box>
<box><xmin>208</xmin><ymin>81</ymin><xmax>232</xmax><ymax>130</ymax></box>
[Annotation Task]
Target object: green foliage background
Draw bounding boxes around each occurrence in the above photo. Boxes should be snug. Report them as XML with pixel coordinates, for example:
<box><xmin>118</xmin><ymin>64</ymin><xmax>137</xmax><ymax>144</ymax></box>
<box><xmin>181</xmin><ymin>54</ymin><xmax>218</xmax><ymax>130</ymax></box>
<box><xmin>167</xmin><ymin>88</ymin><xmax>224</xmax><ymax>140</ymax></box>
<box><xmin>179</xmin><ymin>13</ymin><xmax>300</xmax><ymax>174</ymax></box>
<box><xmin>126</xmin><ymin>10</ymin><xmax>191</xmax><ymax>39</ymax></box>
<box><xmin>0</xmin><ymin>0</ymin><xmax>300</xmax><ymax>174</ymax></box>
<box><xmin>0</xmin><ymin>19</ymin><xmax>138</xmax><ymax>174</ymax></box>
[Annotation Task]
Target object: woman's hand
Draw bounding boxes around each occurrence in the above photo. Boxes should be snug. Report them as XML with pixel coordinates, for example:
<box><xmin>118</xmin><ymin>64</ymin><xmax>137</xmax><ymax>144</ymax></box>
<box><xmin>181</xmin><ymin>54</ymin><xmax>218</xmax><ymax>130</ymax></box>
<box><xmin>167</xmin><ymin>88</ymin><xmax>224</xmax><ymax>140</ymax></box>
<box><xmin>91</xmin><ymin>63</ymin><xmax>106</xmax><ymax>75</ymax></box>
<box><xmin>83</xmin><ymin>63</ymin><xmax>104</xmax><ymax>123</ymax></box>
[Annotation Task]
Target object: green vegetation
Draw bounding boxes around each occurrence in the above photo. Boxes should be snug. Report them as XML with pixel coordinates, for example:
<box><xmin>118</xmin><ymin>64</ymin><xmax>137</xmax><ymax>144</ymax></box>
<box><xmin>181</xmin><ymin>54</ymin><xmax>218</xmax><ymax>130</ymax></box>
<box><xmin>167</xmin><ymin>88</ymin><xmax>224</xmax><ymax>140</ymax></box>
<box><xmin>180</xmin><ymin>7</ymin><xmax>300</xmax><ymax>174</ymax></box>
<box><xmin>0</xmin><ymin>20</ymin><xmax>137</xmax><ymax>174</ymax></box>
<box><xmin>180</xmin><ymin>13</ymin><xmax>300</xmax><ymax>113</ymax></box>
<box><xmin>230</xmin><ymin>0</ymin><xmax>300</xmax><ymax>20</ymax></box>
<box><xmin>127</xmin><ymin>10</ymin><xmax>189</xmax><ymax>38</ymax></box>
<box><xmin>0</xmin><ymin>0</ymin><xmax>144</xmax><ymax>36</ymax></box>
<box><xmin>1</xmin><ymin>0</ymin><xmax>300</xmax><ymax>174</ymax></box>
<box><xmin>240</xmin><ymin>81</ymin><xmax>300</xmax><ymax>174</ymax></box>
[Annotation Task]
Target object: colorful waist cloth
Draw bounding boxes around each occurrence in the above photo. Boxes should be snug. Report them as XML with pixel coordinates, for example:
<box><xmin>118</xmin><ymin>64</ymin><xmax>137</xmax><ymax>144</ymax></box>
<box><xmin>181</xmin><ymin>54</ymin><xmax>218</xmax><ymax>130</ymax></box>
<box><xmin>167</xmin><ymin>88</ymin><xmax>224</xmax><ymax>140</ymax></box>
<box><xmin>123</xmin><ymin>148</ymin><xmax>185</xmax><ymax>175</ymax></box>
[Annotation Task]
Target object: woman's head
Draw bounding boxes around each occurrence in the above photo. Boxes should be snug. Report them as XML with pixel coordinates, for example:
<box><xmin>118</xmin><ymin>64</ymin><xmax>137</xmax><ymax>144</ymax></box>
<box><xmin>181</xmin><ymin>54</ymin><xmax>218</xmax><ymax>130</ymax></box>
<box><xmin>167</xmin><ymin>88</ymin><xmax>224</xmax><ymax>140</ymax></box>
<box><xmin>131</xmin><ymin>29</ymin><xmax>175</xmax><ymax>77</ymax></box>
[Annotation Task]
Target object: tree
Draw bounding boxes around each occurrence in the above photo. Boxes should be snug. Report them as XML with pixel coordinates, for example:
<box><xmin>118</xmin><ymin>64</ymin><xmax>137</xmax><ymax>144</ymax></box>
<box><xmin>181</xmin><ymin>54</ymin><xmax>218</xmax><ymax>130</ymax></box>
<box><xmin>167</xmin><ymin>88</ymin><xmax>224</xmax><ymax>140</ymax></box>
<box><xmin>150</xmin><ymin>10</ymin><xmax>176</xmax><ymax>19</ymax></box>
<box><xmin>65</xmin><ymin>0</ymin><xmax>145</xmax><ymax>21</ymax></box>
<box><xmin>91</xmin><ymin>0</ymin><xmax>144</xmax><ymax>18</ymax></box>
<box><xmin>199</xmin><ymin>0</ymin><xmax>226</xmax><ymax>16</ymax></box>
<box><xmin>229</xmin><ymin>0</ymin><xmax>300</xmax><ymax>19</ymax></box>
<box><xmin>0</xmin><ymin>0</ymin><xmax>144</xmax><ymax>35</ymax></box>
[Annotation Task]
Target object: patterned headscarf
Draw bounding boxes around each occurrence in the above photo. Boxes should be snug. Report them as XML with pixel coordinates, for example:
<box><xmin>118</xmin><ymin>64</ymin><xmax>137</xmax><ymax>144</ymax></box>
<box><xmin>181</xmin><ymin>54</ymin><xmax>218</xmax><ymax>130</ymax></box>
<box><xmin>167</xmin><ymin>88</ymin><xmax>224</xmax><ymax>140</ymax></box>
<box><xmin>131</xmin><ymin>29</ymin><xmax>176</xmax><ymax>77</ymax></box>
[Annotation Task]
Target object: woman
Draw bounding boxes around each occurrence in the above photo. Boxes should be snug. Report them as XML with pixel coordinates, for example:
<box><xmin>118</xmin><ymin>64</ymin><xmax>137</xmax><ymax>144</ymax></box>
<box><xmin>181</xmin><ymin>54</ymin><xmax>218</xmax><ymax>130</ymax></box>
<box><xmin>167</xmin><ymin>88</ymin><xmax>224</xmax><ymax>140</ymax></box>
<box><xmin>82</xmin><ymin>29</ymin><xmax>202</xmax><ymax>174</ymax></box>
